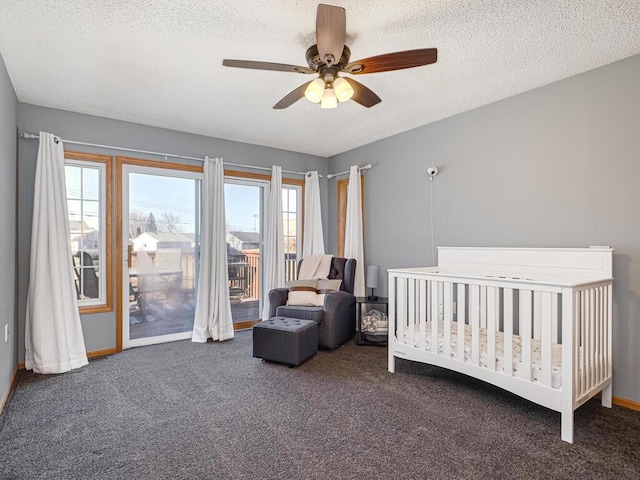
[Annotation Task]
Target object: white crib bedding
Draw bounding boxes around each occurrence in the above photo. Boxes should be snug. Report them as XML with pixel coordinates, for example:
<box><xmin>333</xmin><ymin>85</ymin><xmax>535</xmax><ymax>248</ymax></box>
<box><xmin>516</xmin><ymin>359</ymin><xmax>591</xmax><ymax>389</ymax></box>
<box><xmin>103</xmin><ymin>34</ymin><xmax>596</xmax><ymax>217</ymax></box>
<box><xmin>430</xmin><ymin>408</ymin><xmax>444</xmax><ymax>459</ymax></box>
<box><xmin>400</xmin><ymin>321</ymin><xmax>563</xmax><ymax>389</ymax></box>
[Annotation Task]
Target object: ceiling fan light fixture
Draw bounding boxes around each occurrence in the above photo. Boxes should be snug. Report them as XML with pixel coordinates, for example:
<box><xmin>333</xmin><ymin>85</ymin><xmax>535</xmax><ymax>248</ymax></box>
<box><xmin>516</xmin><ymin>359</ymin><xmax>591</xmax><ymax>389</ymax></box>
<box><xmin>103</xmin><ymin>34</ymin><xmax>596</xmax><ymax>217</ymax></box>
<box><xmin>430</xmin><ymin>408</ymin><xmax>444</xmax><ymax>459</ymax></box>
<box><xmin>304</xmin><ymin>78</ymin><xmax>325</xmax><ymax>103</ymax></box>
<box><xmin>333</xmin><ymin>77</ymin><xmax>354</xmax><ymax>102</ymax></box>
<box><xmin>320</xmin><ymin>87</ymin><xmax>337</xmax><ymax>109</ymax></box>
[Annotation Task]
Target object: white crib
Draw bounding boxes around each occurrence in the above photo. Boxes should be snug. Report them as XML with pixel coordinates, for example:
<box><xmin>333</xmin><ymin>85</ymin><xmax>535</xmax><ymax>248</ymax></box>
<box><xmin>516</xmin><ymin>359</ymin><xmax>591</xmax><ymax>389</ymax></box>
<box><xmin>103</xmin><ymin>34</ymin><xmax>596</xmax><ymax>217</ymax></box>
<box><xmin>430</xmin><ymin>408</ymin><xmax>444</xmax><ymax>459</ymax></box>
<box><xmin>388</xmin><ymin>247</ymin><xmax>613</xmax><ymax>443</ymax></box>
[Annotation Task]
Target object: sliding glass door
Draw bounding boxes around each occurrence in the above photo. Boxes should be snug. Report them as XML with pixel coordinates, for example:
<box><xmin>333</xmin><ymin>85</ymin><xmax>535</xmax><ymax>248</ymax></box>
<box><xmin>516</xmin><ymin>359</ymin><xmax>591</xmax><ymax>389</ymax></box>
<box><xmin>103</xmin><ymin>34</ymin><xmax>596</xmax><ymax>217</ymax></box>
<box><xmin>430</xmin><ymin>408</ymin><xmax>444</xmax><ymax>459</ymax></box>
<box><xmin>224</xmin><ymin>178</ymin><xmax>267</xmax><ymax>325</ymax></box>
<box><xmin>118</xmin><ymin>163</ymin><xmax>302</xmax><ymax>348</ymax></box>
<box><xmin>223</xmin><ymin>176</ymin><xmax>302</xmax><ymax>326</ymax></box>
<box><xmin>121</xmin><ymin>163</ymin><xmax>202</xmax><ymax>349</ymax></box>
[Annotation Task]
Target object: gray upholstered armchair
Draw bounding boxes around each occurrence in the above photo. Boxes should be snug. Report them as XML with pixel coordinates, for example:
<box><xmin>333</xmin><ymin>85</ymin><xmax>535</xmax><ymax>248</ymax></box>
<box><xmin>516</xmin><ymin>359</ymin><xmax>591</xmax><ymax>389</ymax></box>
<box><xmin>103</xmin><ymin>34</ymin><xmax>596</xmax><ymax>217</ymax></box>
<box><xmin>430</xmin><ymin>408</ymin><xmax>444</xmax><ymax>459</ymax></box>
<box><xmin>268</xmin><ymin>257</ymin><xmax>356</xmax><ymax>350</ymax></box>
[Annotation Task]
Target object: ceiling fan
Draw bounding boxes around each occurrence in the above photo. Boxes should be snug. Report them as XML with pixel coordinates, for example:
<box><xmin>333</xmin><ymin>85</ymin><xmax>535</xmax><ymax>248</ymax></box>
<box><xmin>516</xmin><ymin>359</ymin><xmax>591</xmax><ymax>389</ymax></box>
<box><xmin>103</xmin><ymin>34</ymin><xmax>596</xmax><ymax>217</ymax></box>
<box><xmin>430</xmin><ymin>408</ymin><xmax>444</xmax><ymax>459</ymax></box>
<box><xmin>222</xmin><ymin>4</ymin><xmax>438</xmax><ymax>109</ymax></box>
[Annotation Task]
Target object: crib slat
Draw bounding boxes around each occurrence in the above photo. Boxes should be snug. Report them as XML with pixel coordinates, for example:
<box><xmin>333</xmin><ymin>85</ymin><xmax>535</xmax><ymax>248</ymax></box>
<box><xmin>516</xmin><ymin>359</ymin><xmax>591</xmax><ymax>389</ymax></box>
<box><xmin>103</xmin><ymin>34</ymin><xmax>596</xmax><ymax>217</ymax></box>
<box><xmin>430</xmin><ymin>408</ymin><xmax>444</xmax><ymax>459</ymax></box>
<box><xmin>486</xmin><ymin>286</ymin><xmax>497</xmax><ymax>372</ymax></box>
<box><xmin>607</xmin><ymin>284</ymin><xmax>613</xmax><ymax>378</ymax></box>
<box><xmin>408</xmin><ymin>278</ymin><xmax>416</xmax><ymax>348</ymax></box>
<box><xmin>480</xmin><ymin>286</ymin><xmax>487</xmax><ymax>329</ymax></box>
<box><xmin>551</xmin><ymin>293</ymin><xmax>559</xmax><ymax>344</ymax></box>
<box><xmin>592</xmin><ymin>287</ymin><xmax>598</xmax><ymax>385</ymax></box>
<box><xmin>584</xmin><ymin>289</ymin><xmax>589</xmax><ymax>391</ymax></box>
<box><xmin>471</xmin><ymin>285</ymin><xmax>480</xmax><ymax>366</ymax></box>
<box><xmin>589</xmin><ymin>287</ymin><xmax>596</xmax><ymax>390</ymax></box>
<box><xmin>397</xmin><ymin>277</ymin><xmax>406</xmax><ymax>344</ymax></box>
<box><xmin>540</xmin><ymin>292</ymin><xmax>552</xmax><ymax>388</ymax></box>
<box><xmin>444</xmin><ymin>282</ymin><xmax>453</xmax><ymax>357</ymax></box>
<box><xmin>587</xmin><ymin>288</ymin><xmax>593</xmax><ymax>391</ymax></box>
<box><xmin>419</xmin><ymin>279</ymin><xmax>427</xmax><ymax>350</ymax></box>
<box><xmin>533</xmin><ymin>291</ymin><xmax>542</xmax><ymax>341</ymax></box>
<box><xmin>431</xmin><ymin>281</ymin><xmax>439</xmax><ymax>354</ymax></box>
<box><xmin>576</xmin><ymin>290</ymin><xmax>581</xmax><ymax>395</ymax></box>
<box><xmin>600</xmin><ymin>286</ymin><xmax>605</xmax><ymax>379</ymax></box>
<box><xmin>520</xmin><ymin>290</ymin><xmax>532</xmax><ymax>382</ymax></box>
<box><xmin>580</xmin><ymin>290</ymin><xmax>586</xmax><ymax>395</ymax></box>
<box><xmin>503</xmin><ymin>288</ymin><xmax>513</xmax><ymax>376</ymax></box>
<box><xmin>457</xmin><ymin>284</ymin><xmax>466</xmax><ymax>362</ymax></box>
<box><xmin>602</xmin><ymin>285</ymin><xmax>608</xmax><ymax>382</ymax></box>
<box><xmin>596</xmin><ymin>286</ymin><xmax>602</xmax><ymax>384</ymax></box>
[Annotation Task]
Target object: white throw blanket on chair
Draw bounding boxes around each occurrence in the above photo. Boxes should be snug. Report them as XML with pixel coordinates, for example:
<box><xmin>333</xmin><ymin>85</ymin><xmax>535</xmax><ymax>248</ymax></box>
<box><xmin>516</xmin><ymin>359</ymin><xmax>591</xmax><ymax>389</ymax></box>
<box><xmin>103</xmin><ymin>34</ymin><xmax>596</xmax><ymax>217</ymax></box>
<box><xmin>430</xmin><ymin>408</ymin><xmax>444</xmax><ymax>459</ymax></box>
<box><xmin>298</xmin><ymin>254</ymin><xmax>333</xmax><ymax>280</ymax></box>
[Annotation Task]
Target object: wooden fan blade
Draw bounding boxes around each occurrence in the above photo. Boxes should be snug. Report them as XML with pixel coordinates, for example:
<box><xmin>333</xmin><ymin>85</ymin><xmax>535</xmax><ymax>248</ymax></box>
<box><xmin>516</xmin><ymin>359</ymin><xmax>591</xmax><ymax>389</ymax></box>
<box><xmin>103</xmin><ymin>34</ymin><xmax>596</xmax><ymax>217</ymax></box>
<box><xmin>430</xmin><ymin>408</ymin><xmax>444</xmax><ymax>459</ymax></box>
<box><xmin>316</xmin><ymin>4</ymin><xmax>346</xmax><ymax>67</ymax></box>
<box><xmin>344</xmin><ymin>78</ymin><xmax>381</xmax><ymax>108</ymax></box>
<box><xmin>223</xmin><ymin>59</ymin><xmax>315</xmax><ymax>74</ymax></box>
<box><xmin>344</xmin><ymin>48</ymin><xmax>438</xmax><ymax>74</ymax></box>
<box><xmin>273</xmin><ymin>81</ymin><xmax>312</xmax><ymax>109</ymax></box>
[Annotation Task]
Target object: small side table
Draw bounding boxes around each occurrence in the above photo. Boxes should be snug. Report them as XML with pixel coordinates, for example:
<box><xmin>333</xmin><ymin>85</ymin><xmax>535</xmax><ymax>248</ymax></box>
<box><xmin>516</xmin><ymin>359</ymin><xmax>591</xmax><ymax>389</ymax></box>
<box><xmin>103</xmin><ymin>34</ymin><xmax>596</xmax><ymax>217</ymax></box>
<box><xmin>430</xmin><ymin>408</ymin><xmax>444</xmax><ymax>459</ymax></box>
<box><xmin>356</xmin><ymin>296</ymin><xmax>389</xmax><ymax>346</ymax></box>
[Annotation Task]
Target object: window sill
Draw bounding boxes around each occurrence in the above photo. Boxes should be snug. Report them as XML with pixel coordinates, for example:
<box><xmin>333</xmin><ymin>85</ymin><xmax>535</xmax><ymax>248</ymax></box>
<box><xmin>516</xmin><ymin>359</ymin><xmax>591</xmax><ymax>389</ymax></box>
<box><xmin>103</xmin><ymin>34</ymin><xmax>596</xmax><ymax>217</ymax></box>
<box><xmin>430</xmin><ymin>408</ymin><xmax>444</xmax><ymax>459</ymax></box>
<box><xmin>79</xmin><ymin>304</ymin><xmax>113</xmax><ymax>315</ymax></box>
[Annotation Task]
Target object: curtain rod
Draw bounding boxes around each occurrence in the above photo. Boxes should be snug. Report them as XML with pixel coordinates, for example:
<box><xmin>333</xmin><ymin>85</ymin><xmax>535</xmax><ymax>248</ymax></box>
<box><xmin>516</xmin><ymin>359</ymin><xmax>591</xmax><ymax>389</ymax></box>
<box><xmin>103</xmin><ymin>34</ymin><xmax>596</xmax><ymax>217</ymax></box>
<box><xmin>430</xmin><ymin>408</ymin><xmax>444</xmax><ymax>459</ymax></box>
<box><xmin>326</xmin><ymin>164</ymin><xmax>372</xmax><ymax>179</ymax></box>
<box><xmin>19</xmin><ymin>132</ymin><xmax>319</xmax><ymax>177</ymax></box>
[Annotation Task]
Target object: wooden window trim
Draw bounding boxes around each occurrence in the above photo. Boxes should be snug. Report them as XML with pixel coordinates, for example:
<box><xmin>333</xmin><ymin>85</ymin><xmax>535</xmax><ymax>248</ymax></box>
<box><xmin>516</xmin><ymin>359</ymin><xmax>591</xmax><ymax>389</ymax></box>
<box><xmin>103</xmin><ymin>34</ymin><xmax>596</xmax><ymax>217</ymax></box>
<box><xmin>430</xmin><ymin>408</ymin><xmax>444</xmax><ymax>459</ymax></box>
<box><xmin>65</xmin><ymin>150</ymin><xmax>114</xmax><ymax>315</ymax></box>
<box><xmin>337</xmin><ymin>175</ymin><xmax>364</xmax><ymax>257</ymax></box>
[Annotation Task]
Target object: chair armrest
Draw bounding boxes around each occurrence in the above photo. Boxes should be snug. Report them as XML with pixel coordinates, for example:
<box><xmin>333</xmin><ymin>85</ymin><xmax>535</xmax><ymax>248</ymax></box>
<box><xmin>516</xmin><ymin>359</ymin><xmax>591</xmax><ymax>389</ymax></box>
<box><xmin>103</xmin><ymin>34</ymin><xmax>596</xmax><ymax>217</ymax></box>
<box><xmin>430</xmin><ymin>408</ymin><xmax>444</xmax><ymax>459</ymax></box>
<box><xmin>323</xmin><ymin>290</ymin><xmax>356</xmax><ymax>312</ymax></box>
<box><xmin>268</xmin><ymin>288</ymin><xmax>290</xmax><ymax>318</ymax></box>
<box><xmin>321</xmin><ymin>291</ymin><xmax>356</xmax><ymax>349</ymax></box>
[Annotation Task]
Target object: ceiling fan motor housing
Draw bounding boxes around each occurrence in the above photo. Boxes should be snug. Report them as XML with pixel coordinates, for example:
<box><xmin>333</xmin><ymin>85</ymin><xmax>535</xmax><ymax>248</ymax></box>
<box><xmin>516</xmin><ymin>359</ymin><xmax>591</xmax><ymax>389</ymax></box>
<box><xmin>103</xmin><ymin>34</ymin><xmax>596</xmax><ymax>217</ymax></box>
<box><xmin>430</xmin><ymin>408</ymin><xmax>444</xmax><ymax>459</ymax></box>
<box><xmin>306</xmin><ymin>44</ymin><xmax>352</xmax><ymax>73</ymax></box>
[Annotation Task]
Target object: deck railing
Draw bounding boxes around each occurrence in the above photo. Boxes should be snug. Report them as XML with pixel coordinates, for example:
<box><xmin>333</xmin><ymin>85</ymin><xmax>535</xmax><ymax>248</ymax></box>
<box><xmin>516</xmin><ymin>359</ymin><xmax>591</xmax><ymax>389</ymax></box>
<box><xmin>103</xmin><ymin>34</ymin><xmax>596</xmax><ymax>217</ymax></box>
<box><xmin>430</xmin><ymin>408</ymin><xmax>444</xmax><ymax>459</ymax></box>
<box><xmin>131</xmin><ymin>250</ymin><xmax>297</xmax><ymax>301</ymax></box>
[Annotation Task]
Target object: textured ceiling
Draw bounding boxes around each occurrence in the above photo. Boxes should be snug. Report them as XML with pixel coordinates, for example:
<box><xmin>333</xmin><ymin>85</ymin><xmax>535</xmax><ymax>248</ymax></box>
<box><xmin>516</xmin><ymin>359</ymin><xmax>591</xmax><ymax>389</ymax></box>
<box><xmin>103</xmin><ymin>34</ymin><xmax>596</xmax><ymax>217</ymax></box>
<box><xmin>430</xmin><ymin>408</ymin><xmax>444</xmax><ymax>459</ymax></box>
<box><xmin>1</xmin><ymin>1</ymin><xmax>639</xmax><ymax>157</ymax></box>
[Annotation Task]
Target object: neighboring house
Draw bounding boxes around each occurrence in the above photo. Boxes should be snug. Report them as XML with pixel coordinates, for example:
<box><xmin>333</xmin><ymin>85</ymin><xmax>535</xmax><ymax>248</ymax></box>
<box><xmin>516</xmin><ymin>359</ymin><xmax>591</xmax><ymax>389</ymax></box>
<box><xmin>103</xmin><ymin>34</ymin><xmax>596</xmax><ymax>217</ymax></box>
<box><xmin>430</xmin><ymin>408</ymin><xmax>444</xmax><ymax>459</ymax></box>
<box><xmin>227</xmin><ymin>231</ymin><xmax>260</xmax><ymax>251</ymax></box>
<box><xmin>132</xmin><ymin>232</ymin><xmax>193</xmax><ymax>252</ymax></box>
<box><xmin>69</xmin><ymin>220</ymin><xmax>97</xmax><ymax>252</ymax></box>
<box><xmin>183</xmin><ymin>232</ymin><xmax>197</xmax><ymax>249</ymax></box>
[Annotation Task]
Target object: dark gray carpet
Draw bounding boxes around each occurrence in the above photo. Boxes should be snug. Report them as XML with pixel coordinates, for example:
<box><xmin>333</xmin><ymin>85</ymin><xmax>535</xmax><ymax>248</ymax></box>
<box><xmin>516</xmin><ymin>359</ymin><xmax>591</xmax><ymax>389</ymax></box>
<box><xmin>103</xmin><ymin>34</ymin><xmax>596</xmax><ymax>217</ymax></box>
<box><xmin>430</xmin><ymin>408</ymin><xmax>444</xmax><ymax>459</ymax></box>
<box><xmin>1</xmin><ymin>331</ymin><xmax>639</xmax><ymax>480</ymax></box>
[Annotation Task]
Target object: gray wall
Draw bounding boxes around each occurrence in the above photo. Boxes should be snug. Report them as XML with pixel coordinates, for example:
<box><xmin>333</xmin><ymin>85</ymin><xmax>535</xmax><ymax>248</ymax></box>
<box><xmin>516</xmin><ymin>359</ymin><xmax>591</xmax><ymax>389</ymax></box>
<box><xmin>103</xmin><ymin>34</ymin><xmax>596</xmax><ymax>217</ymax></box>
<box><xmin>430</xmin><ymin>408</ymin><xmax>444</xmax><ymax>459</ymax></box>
<box><xmin>328</xmin><ymin>54</ymin><xmax>640</xmax><ymax>403</ymax></box>
<box><xmin>17</xmin><ymin>104</ymin><xmax>328</xmax><ymax>360</ymax></box>
<box><xmin>0</xmin><ymin>52</ymin><xmax>17</xmax><ymax>407</ymax></box>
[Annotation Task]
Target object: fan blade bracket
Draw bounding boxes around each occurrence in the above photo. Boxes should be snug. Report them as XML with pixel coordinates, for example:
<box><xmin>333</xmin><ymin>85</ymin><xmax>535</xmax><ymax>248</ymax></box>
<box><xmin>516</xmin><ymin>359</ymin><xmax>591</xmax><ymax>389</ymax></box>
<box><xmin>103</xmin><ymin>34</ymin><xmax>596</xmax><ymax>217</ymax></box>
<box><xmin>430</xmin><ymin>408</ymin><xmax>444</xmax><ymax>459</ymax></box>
<box><xmin>342</xmin><ymin>63</ymin><xmax>364</xmax><ymax>74</ymax></box>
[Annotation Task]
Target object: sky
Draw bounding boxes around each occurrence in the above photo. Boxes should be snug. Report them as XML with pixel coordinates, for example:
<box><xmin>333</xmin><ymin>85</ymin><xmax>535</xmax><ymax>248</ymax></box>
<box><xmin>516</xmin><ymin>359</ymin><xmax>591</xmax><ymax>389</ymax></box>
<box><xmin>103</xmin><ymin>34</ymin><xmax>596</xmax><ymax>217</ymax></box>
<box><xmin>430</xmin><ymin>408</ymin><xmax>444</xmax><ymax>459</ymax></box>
<box><xmin>66</xmin><ymin>166</ymin><xmax>298</xmax><ymax>237</ymax></box>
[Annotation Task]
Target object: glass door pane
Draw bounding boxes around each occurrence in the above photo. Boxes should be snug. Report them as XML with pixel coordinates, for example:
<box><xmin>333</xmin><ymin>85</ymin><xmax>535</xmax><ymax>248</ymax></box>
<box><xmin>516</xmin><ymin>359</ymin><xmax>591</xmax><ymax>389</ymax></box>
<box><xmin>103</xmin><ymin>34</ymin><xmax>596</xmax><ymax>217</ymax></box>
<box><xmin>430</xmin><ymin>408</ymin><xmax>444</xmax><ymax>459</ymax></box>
<box><xmin>224</xmin><ymin>180</ymin><xmax>266</xmax><ymax>324</ymax></box>
<box><xmin>282</xmin><ymin>186</ymin><xmax>300</xmax><ymax>283</ymax></box>
<box><xmin>122</xmin><ymin>164</ymin><xmax>201</xmax><ymax>349</ymax></box>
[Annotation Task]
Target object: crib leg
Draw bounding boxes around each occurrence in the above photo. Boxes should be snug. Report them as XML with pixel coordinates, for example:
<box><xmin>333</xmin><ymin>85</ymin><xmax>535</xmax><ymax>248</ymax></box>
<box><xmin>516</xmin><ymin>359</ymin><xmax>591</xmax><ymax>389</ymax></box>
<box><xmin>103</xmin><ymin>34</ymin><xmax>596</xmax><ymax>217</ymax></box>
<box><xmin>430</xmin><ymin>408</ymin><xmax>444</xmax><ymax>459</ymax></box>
<box><xmin>388</xmin><ymin>352</ymin><xmax>395</xmax><ymax>373</ymax></box>
<box><xmin>602</xmin><ymin>384</ymin><xmax>613</xmax><ymax>408</ymax></box>
<box><xmin>561</xmin><ymin>410</ymin><xmax>574</xmax><ymax>443</ymax></box>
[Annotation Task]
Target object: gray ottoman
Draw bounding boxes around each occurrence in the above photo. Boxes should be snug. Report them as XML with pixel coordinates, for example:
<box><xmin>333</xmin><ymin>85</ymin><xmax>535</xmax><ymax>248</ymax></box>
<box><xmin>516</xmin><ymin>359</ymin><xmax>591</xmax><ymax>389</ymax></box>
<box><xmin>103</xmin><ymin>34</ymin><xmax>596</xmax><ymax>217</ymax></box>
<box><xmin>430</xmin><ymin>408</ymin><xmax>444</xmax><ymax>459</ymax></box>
<box><xmin>253</xmin><ymin>317</ymin><xmax>318</xmax><ymax>366</ymax></box>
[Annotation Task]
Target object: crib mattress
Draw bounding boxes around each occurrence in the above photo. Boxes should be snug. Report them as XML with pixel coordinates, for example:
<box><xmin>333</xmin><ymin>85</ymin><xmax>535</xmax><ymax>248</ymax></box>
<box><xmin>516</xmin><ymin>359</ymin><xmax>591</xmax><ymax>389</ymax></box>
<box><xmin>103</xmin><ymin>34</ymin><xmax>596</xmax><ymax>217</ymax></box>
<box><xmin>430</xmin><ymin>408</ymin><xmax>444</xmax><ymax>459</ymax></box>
<box><xmin>400</xmin><ymin>321</ymin><xmax>563</xmax><ymax>389</ymax></box>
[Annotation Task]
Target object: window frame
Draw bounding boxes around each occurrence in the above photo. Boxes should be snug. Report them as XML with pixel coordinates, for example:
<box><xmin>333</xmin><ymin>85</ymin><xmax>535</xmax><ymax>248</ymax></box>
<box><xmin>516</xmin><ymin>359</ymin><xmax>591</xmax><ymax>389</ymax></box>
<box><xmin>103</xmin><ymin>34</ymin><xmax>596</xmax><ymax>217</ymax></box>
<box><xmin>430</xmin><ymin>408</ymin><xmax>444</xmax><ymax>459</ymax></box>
<box><xmin>65</xmin><ymin>151</ymin><xmax>114</xmax><ymax>314</ymax></box>
<box><xmin>224</xmin><ymin>170</ymin><xmax>305</xmax><ymax>258</ymax></box>
<box><xmin>337</xmin><ymin>175</ymin><xmax>364</xmax><ymax>257</ymax></box>
<box><xmin>281</xmin><ymin>184</ymin><xmax>303</xmax><ymax>281</ymax></box>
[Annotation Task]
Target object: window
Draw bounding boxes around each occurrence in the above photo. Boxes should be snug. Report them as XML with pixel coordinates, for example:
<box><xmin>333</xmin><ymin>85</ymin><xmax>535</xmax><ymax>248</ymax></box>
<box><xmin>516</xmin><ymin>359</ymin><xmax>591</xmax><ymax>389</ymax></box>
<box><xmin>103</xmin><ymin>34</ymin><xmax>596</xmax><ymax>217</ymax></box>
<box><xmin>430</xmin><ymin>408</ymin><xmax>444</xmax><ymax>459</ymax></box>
<box><xmin>65</xmin><ymin>151</ymin><xmax>113</xmax><ymax>313</ymax></box>
<box><xmin>337</xmin><ymin>175</ymin><xmax>364</xmax><ymax>257</ymax></box>
<box><xmin>223</xmin><ymin>170</ymin><xmax>304</xmax><ymax>326</ymax></box>
<box><xmin>282</xmin><ymin>185</ymin><xmax>302</xmax><ymax>282</ymax></box>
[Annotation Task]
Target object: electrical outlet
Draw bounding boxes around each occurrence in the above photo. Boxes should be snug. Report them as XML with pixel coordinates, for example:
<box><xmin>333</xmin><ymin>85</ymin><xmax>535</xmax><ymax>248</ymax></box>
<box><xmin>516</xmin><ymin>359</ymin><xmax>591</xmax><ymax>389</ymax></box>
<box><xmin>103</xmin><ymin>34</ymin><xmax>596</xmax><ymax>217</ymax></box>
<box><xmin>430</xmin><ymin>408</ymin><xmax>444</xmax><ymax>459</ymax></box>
<box><xmin>4</xmin><ymin>324</ymin><xmax>8</xmax><ymax>342</ymax></box>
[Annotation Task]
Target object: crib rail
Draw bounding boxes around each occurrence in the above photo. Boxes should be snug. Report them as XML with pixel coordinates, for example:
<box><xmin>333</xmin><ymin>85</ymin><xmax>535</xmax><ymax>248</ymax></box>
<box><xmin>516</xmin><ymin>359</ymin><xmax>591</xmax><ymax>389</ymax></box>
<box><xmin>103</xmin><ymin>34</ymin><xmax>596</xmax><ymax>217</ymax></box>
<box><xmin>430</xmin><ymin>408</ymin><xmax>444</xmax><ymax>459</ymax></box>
<box><xmin>568</xmin><ymin>282</ymin><xmax>613</xmax><ymax>406</ymax></box>
<box><xmin>388</xmin><ymin>271</ymin><xmax>613</xmax><ymax>399</ymax></box>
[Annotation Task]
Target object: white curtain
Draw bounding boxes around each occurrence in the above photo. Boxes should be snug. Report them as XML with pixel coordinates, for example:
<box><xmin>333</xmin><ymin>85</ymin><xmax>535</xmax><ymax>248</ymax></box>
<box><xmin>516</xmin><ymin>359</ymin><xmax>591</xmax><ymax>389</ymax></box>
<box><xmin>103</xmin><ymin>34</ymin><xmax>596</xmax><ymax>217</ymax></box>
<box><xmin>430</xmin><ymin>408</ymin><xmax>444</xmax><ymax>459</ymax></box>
<box><xmin>261</xmin><ymin>166</ymin><xmax>285</xmax><ymax>319</ymax></box>
<box><xmin>302</xmin><ymin>171</ymin><xmax>325</xmax><ymax>257</ymax></box>
<box><xmin>192</xmin><ymin>157</ymin><xmax>234</xmax><ymax>342</ymax></box>
<box><xmin>344</xmin><ymin>165</ymin><xmax>365</xmax><ymax>297</ymax></box>
<box><xmin>25</xmin><ymin>132</ymin><xmax>88</xmax><ymax>374</ymax></box>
